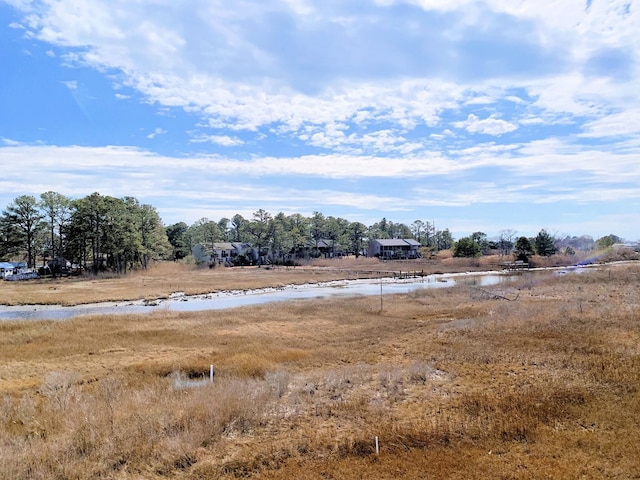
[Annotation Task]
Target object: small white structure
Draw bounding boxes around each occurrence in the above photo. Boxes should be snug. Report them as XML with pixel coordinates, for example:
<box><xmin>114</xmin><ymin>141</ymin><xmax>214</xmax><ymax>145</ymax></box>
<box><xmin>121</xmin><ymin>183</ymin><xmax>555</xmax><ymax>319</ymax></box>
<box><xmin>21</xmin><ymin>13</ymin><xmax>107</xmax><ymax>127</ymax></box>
<box><xmin>1</xmin><ymin>262</ymin><xmax>35</xmax><ymax>280</ymax></box>
<box><xmin>0</xmin><ymin>262</ymin><xmax>16</xmax><ymax>279</ymax></box>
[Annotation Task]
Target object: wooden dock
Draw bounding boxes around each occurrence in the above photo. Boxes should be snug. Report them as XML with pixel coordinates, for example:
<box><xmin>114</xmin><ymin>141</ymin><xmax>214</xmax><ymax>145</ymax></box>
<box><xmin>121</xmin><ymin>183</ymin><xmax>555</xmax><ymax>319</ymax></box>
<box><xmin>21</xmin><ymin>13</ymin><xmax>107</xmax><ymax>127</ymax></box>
<box><xmin>502</xmin><ymin>260</ymin><xmax>529</xmax><ymax>270</ymax></box>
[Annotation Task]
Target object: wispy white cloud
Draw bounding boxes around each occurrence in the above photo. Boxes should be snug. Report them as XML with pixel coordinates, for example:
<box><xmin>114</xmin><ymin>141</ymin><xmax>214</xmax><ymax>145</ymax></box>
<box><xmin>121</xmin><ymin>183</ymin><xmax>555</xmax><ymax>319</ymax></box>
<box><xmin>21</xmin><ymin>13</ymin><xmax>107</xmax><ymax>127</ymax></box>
<box><xmin>190</xmin><ymin>134</ymin><xmax>244</xmax><ymax>146</ymax></box>
<box><xmin>299</xmin><ymin>124</ymin><xmax>425</xmax><ymax>154</ymax></box>
<box><xmin>146</xmin><ymin>127</ymin><xmax>167</xmax><ymax>139</ymax></box>
<box><xmin>2</xmin><ymin>0</ymin><xmax>640</xmax><ymax>239</ymax></box>
<box><xmin>452</xmin><ymin>114</ymin><xmax>518</xmax><ymax>136</ymax></box>
<box><xmin>10</xmin><ymin>0</ymin><xmax>635</xmax><ymax>137</ymax></box>
<box><xmin>2</xmin><ymin>136</ymin><xmax>639</xmax><ymax>205</ymax></box>
<box><xmin>580</xmin><ymin>109</ymin><xmax>640</xmax><ymax>138</ymax></box>
<box><xmin>1</xmin><ymin>137</ymin><xmax>23</xmax><ymax>146</ymax></box>
<box><xmin>3</xmin><ymin>0</ymin><xmax>636</xmax><ymax>155</ymax></box>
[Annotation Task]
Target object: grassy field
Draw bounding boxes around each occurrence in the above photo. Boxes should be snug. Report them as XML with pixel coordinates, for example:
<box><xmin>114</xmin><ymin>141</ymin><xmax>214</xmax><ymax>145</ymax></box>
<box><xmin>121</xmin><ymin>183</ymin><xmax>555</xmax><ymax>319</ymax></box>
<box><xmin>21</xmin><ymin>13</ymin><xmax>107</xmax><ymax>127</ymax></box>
<box><xmin>1</xmin><ymin>258</ymin><xmax>639</xmax><ymax>478</ymax></box>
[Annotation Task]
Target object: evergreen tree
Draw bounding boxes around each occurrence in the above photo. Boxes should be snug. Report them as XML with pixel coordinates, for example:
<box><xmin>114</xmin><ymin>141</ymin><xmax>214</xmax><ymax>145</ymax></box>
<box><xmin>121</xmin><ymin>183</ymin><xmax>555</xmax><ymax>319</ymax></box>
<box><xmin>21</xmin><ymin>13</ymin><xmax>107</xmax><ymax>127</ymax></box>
<box><xmin>349</xmin><ymin>221</ymin><xmax>367</xmax><ymax>257</ymax></box>
<box><xmin>247</xmin><ymin>209</ymin><xmax>273</xmax><ymax>264</ymax></box>
<box><xmin>231</xmin><ymin>214</ymin><xmax>248</xmax><ymax>242</ymax></box>
<box><xmin>1</xmin><ymin>195</ymin><xmax>44</xmax><ymax>268</ymax></box>
<box><xmin>595</xmin><ymin>234</ymin><xmax>621</xmax><ymax>249</ymax></box>
<box><xmin>166</xmin><ymin>222</ymin><xmax>190</xmax><ymax>260</ymax></box>
<box><xmin>66</xmin><ymin>193</ymin><xmax>107</xmax><ymax>273</ymax></box>
<box><xmin>514</xmin><ymin>236</ymin><xmax>534</xmax><ymax>262</ymax></box>
<box><xmin>270</xmin><ymin>212</ymin><xmax>292</xmax><ymax>263</ymax></box>
<box><xmin>136</xmin><ymin>202</ymin><xmax>171</xmax><ymax>267</ymax></box>
<box><xmin>189</xmin><ymin>218</ymin><xmax>222</xmax><ymax>256</ymax></box>
<box><xmin>288</xmin><ymin>213</ymin><xmax>310</xmax><ymax>257</ymax></box>
<box><xmin>434</xmin><ymin>228</ymin><xmax>454</xmax><ymax>250</ymax></box>
<box><xmin>0</xmin><ymin>211</ymin><xmax>23</xmax><ymax>260</ymax></box>
<box><xmin>39</xmin><ymin>191</ymin><xmax>72</xmax><ymax>261</ymax></box>
<box><xmin>310</xmin><ymin>211</ymin><xmax>326</xmax><ymax>253</ymax></box>
<box><xmin>534</xmin><ymin>229</ymin><xmax>557</xmax><ymax>256</ymax></box>
<box><xmin>325</xmin><ymin>216</ymin><xmax>349</xmax><ymax>257</ymax></box>
<box><xmin>453</xmin><ymin>236</ymin><xmax>481</xmax><ymax>257</ymax></box>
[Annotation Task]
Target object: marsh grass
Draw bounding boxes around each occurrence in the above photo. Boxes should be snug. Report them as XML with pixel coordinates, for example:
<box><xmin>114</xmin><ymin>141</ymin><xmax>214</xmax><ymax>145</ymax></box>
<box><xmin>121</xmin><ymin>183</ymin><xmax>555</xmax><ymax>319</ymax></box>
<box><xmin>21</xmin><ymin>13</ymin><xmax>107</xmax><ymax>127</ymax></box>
<box><xmin>1</xmin><ymin>263</ymin><xmax>640</xmax><ymax>478</ymax></box>
<box><xmin>1</xmin><ymin>252</ymin><xmax>614</xmax><ymax>307</ymax></box>
<box><xmin>0</xmin><ymin>372</ymin><xmax>289</xmax><ymax>479</ymax></box>
<box><xmin>0</xmin><ymin>261</ymin><xmax>369</xmax><ymax>306</ymax></box>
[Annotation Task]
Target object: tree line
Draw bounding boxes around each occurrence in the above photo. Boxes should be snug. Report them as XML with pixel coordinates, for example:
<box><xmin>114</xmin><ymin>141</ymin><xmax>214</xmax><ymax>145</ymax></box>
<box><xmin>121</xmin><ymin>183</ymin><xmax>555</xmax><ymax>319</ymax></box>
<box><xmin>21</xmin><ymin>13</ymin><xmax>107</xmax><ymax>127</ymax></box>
<box><xmin>451</xmin><ymin>229</ymin><xmax>625</xmax><ymax>259</ymax></box>
<box><xmin>451</xmin><ymin>229</ymin><xmax>556</xmax><ymax>259</ymax></box>
<box><xmin>165</xmin><ymin>210</ymin><xmax>454</xmax><ymax>263</ymax></box>
<box><xmin>0</xmin><ymin>192</ymin><xmax>454</xmax><ymax>272</ymax></box>
<box><xmin>0</xmin><ymin>193</ymin><xmax>170</xmax><ymax>274</ymax></box>
<box><xmin>1</xmin><ymin>192</ymin><xmax>624</xmax><ymax>273</ymax></box>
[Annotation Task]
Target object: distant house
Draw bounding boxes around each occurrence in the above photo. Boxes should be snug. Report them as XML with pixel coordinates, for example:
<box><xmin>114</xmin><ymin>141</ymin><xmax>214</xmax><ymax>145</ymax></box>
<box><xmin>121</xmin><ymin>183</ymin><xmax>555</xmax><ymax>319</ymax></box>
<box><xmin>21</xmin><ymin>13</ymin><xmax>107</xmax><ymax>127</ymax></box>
<box><xmin>307</xmin><ymin>238</ymin><xmax>344</xmax><ymax>258</ymax></box>
<box><xmin>1</xmin><ymin>261</ymin><xmax>34</xmax><ymax>280</ymax></box>
<box><xmin>367</xmin><ymin>239</ymin><xmax>422</xmax><ymax>259</ymax></box>
<box><xmin>211</xmin><ymin>243</ymin><xmax>237</xmax><ymax>262</ymax></box>
<box><xmin>192</xmin><ymin>242</ymin><xmax>255</xmax><ymax>265</ymax></box>
<box><xmin>0</xmin><ymin>262</ymin><xmax>16</xmax><ymax>279</ymax></box>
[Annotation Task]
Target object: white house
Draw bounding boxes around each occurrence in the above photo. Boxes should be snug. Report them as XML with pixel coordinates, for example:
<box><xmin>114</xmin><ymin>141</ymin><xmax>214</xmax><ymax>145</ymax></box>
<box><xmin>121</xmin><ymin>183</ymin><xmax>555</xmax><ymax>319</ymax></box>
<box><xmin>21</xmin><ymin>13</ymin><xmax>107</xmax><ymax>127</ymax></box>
<box><xmin>0</xmin><ymin>261</ymin><xmax>31</xmax><ymax>280</ymax></box>
<box><xmin>0</xmin><ymin>262</ymin><xmax>16</xmax><ymax>279</ymax></box>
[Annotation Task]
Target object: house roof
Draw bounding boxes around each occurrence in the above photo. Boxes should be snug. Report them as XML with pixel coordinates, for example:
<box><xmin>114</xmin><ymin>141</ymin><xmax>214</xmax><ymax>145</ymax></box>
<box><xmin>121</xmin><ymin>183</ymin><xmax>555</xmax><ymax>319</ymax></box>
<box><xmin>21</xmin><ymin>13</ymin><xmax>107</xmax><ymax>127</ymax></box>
<box><xmin>403</xmin><ymin>239</ymin><xmax>422</xmax><ymax>246</ymax></box>
<box><xmin>373</xmin><ymin>239</ymin><xmax>421</xmax><ymax>247</ymax></box>
<box><xmin>195</xmin><ymin>242</ymin><xmax>252</xmax><ymax>252</ymax></box>
<box><xmin>306</xmin><ymin>239</ymin><xmax>340</xmax><ymax>249</ymax></box>
<box><xmin>212</xmin><ymin>242</ymin><xmax>235</xmax><ymax>250</ymax></box>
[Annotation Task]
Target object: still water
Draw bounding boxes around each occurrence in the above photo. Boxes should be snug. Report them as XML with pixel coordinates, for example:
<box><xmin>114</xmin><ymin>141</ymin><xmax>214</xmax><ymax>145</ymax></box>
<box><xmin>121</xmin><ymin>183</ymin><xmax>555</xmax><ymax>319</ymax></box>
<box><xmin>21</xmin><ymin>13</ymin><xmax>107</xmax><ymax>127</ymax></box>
<box><xmin>0</xmin><ymin>269</ymin><xmax>551</xmax><ymax>321</ymax></box>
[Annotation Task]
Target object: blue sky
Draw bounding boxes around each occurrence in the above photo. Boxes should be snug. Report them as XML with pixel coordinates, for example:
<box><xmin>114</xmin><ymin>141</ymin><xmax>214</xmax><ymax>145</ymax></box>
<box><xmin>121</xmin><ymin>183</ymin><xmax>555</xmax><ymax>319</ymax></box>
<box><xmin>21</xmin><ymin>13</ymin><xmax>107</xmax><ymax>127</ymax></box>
<box><xmin>1</xmin><ymin>0</ymin><xmax>639</xmax><ymax>241</ymax></box>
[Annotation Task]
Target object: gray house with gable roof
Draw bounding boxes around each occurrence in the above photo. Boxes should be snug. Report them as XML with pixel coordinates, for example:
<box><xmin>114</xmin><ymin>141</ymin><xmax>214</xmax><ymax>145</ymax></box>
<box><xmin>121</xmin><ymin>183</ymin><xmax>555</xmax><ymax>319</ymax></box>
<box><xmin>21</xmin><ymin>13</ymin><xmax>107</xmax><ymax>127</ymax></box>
<box><xmin>367</xmin><ymin>239</ymin><xmax>422</xmax><ymax>259</ymax></box>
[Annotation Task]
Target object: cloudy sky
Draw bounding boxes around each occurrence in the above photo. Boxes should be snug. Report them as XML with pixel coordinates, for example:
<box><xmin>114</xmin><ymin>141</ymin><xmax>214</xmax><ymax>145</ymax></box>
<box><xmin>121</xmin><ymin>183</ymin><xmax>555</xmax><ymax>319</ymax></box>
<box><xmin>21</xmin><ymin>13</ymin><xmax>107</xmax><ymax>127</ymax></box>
<box><xmin>1</xmin><ymin>0</ymin><xmax>638</xmax><ymax>240</ymax></box>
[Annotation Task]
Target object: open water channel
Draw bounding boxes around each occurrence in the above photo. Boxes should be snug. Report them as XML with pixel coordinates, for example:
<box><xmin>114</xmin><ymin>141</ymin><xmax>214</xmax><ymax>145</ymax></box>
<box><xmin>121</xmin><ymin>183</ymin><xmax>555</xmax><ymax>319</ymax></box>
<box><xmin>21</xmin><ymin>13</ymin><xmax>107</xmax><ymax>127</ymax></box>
<box><xmin>0</xmin><ymin>268</ymin><xmax>579</xmax><ymax>321</ymax></box>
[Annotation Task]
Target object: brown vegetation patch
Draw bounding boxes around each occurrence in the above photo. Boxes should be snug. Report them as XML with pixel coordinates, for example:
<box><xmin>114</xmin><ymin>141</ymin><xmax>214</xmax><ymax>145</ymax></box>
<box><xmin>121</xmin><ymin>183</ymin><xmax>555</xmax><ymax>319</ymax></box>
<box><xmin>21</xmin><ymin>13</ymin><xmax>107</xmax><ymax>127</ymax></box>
<box><xmin>1</xmin><ymin>262</ymin><xmax>640</xmax><ymax>478</ymax></box>
<box><xmin>1</xmin><ymin>253</ymin><xmax>609</xmax><ymax>306</ymax></box>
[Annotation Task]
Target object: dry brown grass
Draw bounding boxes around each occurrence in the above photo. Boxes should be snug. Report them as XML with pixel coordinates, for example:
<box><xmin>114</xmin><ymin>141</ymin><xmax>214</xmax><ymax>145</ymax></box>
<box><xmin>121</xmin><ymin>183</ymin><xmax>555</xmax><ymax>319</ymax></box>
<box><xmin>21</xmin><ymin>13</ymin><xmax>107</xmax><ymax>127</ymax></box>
<box><xmin>1</xmin><ymin>262</ymin><xmax>640</xmax><ymax>478</ymax></box>
<box><xmin>1</xmin><ymin>258</ymin><xmax>426</xmax><ymax>307</ymax></box>
<box><xmin>1</xmin><ymin>252</ymin><xmax>616</xmax><ymax>307</ymax></box>
<box><xmin>0</xmin><ymin>261</ymin><xmax>377</xmax><ymax>306</ymax></box>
